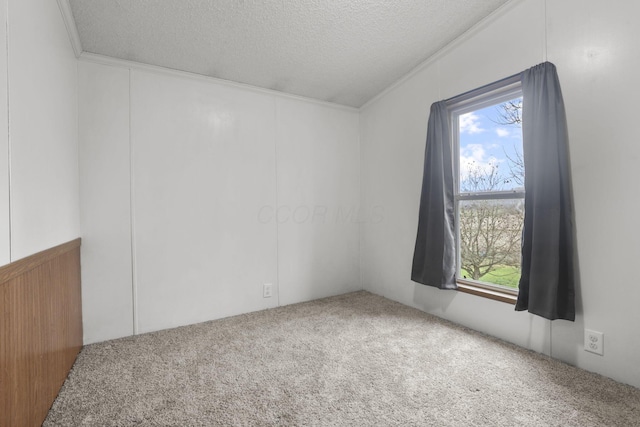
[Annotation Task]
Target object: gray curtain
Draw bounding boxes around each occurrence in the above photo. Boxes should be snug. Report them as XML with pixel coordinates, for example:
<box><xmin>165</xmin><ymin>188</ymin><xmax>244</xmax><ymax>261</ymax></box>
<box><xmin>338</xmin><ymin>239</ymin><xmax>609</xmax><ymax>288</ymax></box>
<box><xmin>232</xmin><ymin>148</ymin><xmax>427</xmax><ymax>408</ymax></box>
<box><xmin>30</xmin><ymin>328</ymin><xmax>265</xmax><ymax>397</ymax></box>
<box><xmin>516</xmin><ymin>62</ymin><xmax>575</xmax><ymax>321</ymax></box>
<box><xmin>411</xmin><ymin>101</ymin><xmax>457</xmax><ymax>289</ymax></box>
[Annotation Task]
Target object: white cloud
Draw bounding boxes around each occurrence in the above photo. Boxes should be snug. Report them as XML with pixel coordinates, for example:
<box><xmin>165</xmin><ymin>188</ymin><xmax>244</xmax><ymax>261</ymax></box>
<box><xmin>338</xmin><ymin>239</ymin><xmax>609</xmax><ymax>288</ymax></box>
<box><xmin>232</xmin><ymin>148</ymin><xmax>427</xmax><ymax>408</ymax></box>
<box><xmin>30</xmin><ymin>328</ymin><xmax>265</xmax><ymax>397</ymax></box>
<box><xmin>459</xmin><ymin>112</ymin><xmax>484</xmax><ymax>134</ymax></box>
<box><xmin>496</xmin><ymin>128</ymin><xmax>509</xmax><ymax>137</ymax></box>
<box><xmin>459</xmin><ymin>143</ymin><xmax>502</xmax><ymax>182</ymax></box>
<box><xmin>461</xmin><ymin>143</ymin><xmax>486</xmax><ymax>162</ymax></box>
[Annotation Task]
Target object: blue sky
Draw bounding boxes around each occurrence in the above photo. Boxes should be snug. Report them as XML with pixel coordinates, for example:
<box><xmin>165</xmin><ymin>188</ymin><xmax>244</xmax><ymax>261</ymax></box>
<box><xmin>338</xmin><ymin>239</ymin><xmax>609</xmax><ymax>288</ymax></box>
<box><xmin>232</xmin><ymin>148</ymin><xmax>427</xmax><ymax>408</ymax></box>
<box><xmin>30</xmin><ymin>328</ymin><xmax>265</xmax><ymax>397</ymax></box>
<box><xmin>458</xmin><ymin>98</ymin><xmax>523</xmax><ymax>191</ymax></box>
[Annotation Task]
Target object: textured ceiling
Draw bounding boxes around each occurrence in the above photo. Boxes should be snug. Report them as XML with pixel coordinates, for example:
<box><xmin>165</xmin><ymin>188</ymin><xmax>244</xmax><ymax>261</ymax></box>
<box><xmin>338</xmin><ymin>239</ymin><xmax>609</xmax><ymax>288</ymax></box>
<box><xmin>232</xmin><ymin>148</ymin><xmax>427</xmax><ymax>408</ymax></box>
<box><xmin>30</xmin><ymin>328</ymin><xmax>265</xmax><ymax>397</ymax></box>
<box><xmin>69</xmin><ymin>0</ymin><xmax>510</xmax><ymax>107</ymax></box>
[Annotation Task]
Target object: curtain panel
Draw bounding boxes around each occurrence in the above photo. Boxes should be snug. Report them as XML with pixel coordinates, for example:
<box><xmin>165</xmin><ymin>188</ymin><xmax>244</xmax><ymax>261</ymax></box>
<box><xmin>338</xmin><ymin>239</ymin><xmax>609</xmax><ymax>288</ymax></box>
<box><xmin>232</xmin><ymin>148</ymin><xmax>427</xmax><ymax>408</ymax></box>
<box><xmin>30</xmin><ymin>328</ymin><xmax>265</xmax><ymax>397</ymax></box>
<box><xmin>411</xmin><ymin>101</ymin><xmax>457</xmax><ymax>290</ymax></box>
<box><xmin>515</xmin><ymin>62</ymin><xmax>575</xmax><ymax>321</ymax></box>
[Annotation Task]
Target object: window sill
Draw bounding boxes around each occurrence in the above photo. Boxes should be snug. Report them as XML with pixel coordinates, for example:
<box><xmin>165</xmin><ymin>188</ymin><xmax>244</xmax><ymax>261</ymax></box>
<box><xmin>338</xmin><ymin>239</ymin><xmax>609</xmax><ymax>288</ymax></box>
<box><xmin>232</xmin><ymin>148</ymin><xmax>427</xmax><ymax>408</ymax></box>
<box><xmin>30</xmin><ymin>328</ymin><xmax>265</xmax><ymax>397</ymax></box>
<box><xmin>456</xmin><ymin>279</ymin><xmax>517</xmax><ymax>305</ymax></box>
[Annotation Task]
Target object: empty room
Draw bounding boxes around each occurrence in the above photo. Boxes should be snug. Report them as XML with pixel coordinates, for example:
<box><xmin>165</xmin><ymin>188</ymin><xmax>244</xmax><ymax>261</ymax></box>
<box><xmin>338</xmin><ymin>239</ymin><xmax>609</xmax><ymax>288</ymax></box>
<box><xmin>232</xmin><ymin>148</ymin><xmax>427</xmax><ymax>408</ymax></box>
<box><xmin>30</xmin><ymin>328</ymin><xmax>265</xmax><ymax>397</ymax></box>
<box><xmin>1</xmin><ymin>0</ymin><xmax>639</xmax><ymax>425</ymax></box>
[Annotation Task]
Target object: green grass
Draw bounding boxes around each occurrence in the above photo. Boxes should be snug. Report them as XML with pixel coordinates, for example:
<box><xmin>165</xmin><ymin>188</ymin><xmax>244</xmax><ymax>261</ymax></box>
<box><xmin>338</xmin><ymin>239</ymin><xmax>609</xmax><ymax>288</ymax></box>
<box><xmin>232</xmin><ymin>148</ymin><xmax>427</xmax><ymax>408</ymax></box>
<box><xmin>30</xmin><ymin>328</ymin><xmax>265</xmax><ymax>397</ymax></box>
<box><xmin>461</xmin><ymin>266</ymin><xmax>520</xmax><ymax>289</ymax></box>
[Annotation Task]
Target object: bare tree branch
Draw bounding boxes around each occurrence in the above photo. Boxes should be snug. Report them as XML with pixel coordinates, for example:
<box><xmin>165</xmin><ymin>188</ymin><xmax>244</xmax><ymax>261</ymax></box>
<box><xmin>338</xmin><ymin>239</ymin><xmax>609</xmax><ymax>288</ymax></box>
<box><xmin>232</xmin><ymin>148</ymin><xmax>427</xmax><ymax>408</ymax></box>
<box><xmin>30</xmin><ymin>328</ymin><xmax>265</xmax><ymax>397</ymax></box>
<box><xmin>503</xmin><ymin>146</ymin><xmax>525</xmax><ymax>187</ymax></box>
<box><xmin>493</xmin><ymin>99</ymin><xmax>522</xmax><ymax>126</ymax></box>
<box><xmin>459</xmin><ymin>164</ymin><xmax>523</xmax><ymax>281</ymax></box>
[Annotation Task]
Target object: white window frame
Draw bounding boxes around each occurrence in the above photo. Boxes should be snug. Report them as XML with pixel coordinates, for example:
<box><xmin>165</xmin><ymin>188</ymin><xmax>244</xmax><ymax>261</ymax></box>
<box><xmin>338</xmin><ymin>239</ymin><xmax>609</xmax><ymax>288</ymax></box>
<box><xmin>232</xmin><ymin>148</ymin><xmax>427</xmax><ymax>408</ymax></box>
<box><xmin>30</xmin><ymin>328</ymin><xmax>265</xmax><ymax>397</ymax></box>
<box><xmin>450</xmin><ymin>81</ymin><xmax>524</xmax><ymax>297</ymax></box>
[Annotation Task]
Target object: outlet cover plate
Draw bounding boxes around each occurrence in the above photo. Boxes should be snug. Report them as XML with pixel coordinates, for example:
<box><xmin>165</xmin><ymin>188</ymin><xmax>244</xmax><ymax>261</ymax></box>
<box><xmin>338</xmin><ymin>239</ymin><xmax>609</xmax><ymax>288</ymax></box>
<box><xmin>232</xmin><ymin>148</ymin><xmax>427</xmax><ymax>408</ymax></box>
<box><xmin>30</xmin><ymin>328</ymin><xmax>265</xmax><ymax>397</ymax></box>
<box><xmin>584</xmin><ymin>329</ymin><xmax>604</xmax><ymax>355</ymax></box>
<box><xmin>263</xmin><ymin>283</ymin><xmax>273</xmax><ymax>298</ymax></box>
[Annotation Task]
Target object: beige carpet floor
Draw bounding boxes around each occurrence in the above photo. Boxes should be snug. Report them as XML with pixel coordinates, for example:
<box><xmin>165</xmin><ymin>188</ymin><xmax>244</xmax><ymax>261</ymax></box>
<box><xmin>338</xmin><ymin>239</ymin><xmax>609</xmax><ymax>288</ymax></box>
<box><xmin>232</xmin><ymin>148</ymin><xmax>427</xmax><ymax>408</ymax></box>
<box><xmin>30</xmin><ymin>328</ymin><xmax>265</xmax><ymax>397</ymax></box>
<box><xmin>45</xmin><ymin>291</ymin><xmax>640</xmax><ymax>426</ymax></box>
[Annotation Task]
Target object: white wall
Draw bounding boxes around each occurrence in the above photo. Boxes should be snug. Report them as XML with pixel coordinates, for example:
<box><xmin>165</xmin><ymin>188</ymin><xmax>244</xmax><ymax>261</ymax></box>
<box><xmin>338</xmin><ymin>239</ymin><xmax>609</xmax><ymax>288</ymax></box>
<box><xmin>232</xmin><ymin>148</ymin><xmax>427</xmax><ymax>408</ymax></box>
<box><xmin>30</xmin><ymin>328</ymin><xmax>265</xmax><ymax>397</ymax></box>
<box><xmin>130</xmin><ymin>69</ymin><xmax>280</xmax><ymax>334</ymax></box>
<box><xmin>0</xmin><ymin>0</ymin><xmax>79</xmax><ymax>267</ymax></box>
<box><xmin>6</xmin><ymin>0</ymin><xmax>79</xmax><ymax>261</ymax></box>
<box><xmin>0</xmin><ymin>0</ymin><xmax>9</xmax><ymax>266</ymax></box>
<box><xmin>78</xmin><ymin>62</ymin><xmax>133</xmax><ymax>342</ymax></box>
<box><xmin>545</xmin><ymin>0</ymin><xmax>640</xmax><ymax>387</ymax></box>
<box><xmin>79</xmin><ymin>59</ymin><xmax>360</xmax><ymax>343</ymax></box>
<box><xmin>275</xmin><ymin>97</ymin><xmax>361</xmax><ymax>305</ymax></box>
<box><xmin>360</xmin><ymin>0</ymin><xmax>640</xmax><ymax>388</ymax></box>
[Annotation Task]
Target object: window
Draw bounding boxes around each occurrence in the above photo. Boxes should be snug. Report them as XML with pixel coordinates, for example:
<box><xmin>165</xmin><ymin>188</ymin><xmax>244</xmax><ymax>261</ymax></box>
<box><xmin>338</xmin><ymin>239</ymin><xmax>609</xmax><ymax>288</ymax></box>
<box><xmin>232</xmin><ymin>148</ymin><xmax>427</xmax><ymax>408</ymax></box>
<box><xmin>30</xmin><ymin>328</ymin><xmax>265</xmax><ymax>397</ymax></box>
<box><xmin>412</xmin><ymin>62</ymin><xmax>574</xmax><ymax>318</ymax></box>
<box><xmin>450</xmin><ymin>83</ymin><xmax>524</xmax><ymax>299</ymax></box>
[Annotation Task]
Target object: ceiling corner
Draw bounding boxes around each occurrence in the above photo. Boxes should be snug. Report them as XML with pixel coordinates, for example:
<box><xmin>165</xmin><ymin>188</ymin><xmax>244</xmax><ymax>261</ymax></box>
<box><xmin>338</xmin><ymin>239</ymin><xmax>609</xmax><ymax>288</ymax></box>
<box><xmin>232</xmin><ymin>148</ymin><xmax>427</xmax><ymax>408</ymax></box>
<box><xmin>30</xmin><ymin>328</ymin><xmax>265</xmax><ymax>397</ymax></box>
<box><xmin>56</xmin><ymin>0</ymin><xmax>82</xmax><ymax>58</ymax></box>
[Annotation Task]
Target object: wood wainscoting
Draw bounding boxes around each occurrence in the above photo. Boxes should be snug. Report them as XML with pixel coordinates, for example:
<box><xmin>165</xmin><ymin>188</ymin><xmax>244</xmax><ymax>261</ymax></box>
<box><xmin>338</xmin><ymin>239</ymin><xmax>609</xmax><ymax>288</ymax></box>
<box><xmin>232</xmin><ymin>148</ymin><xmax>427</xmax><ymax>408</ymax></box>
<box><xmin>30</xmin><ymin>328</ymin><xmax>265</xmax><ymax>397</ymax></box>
<box><xmin>0</xmin><ymin>238</ymin><xmax>82</xmax><ymax>427</ymax></box>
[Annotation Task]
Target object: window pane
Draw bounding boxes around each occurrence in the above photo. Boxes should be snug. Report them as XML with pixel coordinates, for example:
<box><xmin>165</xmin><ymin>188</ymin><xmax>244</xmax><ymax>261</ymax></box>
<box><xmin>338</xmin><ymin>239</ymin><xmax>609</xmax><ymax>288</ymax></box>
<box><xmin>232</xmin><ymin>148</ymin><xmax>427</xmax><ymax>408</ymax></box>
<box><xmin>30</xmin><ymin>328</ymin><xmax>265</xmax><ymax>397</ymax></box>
<box><xmin>459</xmin><ymin>199</ymin><xmax>524</xmax><ymax>290</ymax></box>
<box><xmin>459</xmin><ymin>97</ymin><xmax>523</xmax><ymax>193</ymax></box>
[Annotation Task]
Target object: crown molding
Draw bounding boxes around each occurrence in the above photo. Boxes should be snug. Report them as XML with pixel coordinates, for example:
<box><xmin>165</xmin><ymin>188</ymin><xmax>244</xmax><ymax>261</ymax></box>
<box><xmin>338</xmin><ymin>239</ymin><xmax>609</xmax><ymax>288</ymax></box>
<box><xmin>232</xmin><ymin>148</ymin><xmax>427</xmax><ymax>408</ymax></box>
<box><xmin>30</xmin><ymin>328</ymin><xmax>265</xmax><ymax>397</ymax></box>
<box><xmin>79</xmin><ymin>52</ymin><xmax>360</xmax><ymax>113</ymax></box>
<box><xmin>56</xmin><ymin>0</ymin><xmax>82</xmax><ymax>58</ymax></box>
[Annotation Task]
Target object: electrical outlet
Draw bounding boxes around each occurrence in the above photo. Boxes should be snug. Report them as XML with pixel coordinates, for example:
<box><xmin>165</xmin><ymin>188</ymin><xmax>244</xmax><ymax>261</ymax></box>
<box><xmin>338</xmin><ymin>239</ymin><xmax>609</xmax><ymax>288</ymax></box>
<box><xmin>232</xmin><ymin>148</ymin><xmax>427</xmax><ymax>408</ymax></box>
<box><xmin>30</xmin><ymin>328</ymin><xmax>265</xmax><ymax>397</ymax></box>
<box><xmin>584</xmin><ymin>329</ymin><xmax>604</xmax><ymax>355</ymax></box>
<box><xmin>263</xmin><ymin>283</ymin><xmax>273</xmax><ymax>298</ymax></box>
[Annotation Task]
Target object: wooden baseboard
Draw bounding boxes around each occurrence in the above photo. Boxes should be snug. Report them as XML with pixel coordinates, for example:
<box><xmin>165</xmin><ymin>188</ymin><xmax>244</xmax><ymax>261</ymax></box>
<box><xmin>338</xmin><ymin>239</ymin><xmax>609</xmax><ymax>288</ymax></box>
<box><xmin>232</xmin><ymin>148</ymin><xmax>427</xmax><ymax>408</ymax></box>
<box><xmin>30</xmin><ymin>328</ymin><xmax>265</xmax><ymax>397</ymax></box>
<box><xmin>0</xmin><ymin>238</ymin><xmax>82</xmax><ymax>427</ymax></box>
